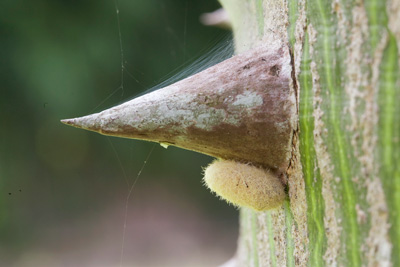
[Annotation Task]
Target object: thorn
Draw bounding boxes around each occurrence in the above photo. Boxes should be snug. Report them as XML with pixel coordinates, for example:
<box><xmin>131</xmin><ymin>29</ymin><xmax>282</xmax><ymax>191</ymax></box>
<box><xmin>60</xmin><ymin>118</ymin><xmax>74</xmax><ymax>126</ymax></box>
<box><xmin>60</xmin><ymin>114</ymin><xmax>100</xmax><ymax>132</ymax></box>
<box><xmin>61</xmin><ymin>45</ymin><xmax>295</xmax><ymax>171</ymax></box>
<box><xmin>60</xmin><ymin>118</ymin><xmax>83</xmax><ymax>129</ymax></box>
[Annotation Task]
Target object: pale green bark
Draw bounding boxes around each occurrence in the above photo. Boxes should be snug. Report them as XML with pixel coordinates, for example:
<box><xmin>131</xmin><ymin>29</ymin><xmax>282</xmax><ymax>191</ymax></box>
<box><xmin>220</xmin><ymin>0</ymin><xmax>400</xmax><ymax>266</ymax></box>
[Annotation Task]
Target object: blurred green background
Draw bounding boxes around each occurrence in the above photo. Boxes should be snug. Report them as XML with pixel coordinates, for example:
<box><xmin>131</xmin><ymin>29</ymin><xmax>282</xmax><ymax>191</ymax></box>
<box><xmin>0</xmin><ymin>0</ymin><xmax>238</xmax><ymax>266</ymax></box>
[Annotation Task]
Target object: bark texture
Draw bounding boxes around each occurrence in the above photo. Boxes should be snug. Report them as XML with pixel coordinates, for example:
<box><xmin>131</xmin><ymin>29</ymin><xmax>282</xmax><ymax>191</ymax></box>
<box><xmin>220</xmin><ymin>0</ymin><xmax>400</xmax><ymax>266</ymax></box>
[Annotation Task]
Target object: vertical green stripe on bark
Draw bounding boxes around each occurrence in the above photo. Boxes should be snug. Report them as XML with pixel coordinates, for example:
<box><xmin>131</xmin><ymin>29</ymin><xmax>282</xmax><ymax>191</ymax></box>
<box><xmin>299</xmin><ymin>32</ymin><xmax>326</xmax><ymax>266</ymax></box>
<box><xmin>378</xmin><ymin>33</ymin><xmax>400</xmax><ymax>267</ymax></box>
<box><xmin>284</xmin><ymin>201</ymin><xmax>295</xmax><ymax>267</ymax></box>
<box><xmin>365</xmin><ymin>0</ymin><xmax>388</xmax><ymax>49</ymax></box>
<box><xmin>251</xmin><ymin>211</ymin><xmax>260</xmax><ymax>267</ymax></box>
<box><xmin>266</xmin><ymin>212</ymin><xmax>277</xmax><ymax>267</ymax></box>
<box><xmin>307</xmin><ymin>0</ymin><xmax>361</xmax><ymax>265</ymax></box>
<box><xmin>241</xmin><ymin>208</ymin><xmax>252</xmax><ymax>267</ymax></box>
<box><xmin>255</xmin><ymin>0</ymin><xmax>264</xmax><ymax>36</ymax></box>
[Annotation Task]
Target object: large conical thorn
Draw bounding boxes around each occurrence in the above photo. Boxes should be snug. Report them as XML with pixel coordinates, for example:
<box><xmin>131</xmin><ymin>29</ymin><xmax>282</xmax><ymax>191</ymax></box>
<box><xmin>62</xmin><ymin>44</ymin><xmax>296</xmax><ymax>210</ymax></box>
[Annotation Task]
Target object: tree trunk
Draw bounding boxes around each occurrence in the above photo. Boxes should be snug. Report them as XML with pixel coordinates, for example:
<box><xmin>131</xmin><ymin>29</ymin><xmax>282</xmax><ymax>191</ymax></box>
<box><xmin>219</xmin><ymin>0</ymin><xmax>400</xmax><ymax>266</ymax></box>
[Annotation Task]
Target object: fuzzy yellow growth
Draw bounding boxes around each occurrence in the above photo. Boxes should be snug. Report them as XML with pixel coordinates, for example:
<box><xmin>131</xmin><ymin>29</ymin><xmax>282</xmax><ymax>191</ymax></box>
<box><xmin>204</xmin><ymin>160</ymin><xmax>286</xmax><ymax>211</ymax></box>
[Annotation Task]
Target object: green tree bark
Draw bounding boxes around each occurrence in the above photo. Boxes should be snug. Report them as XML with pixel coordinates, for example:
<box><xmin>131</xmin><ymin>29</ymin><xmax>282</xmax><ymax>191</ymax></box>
<box><xmin>219</xmin><ymin>0</ymin><xmax>400</xmax><ymax>266</ymax></box>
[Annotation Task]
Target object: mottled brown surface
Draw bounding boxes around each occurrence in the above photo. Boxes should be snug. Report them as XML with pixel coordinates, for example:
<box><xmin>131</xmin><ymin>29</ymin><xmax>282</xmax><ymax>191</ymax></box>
<box><xmin>63</xmin><ymin>45</ymin><xmax>295</xmax><ymax>173</ymax></box>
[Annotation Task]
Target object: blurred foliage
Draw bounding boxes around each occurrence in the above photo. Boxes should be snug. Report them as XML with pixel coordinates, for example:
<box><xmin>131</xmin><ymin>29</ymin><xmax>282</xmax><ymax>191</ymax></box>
<box><xmin>0</xmin><ymin>0</ymin><xmax>238</xmax><ymax>264</ymax></box>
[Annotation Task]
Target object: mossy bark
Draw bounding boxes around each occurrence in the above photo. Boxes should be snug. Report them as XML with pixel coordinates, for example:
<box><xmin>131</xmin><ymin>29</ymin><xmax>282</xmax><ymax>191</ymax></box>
<box><xmin>219</xmin><ymin>0</ymin><xmax>400</xmax><ymax>266</ymax></box>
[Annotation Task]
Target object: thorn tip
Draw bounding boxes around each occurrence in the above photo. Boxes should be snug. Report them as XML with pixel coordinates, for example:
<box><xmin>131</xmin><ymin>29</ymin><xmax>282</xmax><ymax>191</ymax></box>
<box><xmin>60</xmin><ymin>118</ymin><xmax>76</xmax><ymax>126</ymax></box>
<box><xmin>60</xmin><ymin>118</ymin><xmax>85</xmax><ymax>130</ymax></box>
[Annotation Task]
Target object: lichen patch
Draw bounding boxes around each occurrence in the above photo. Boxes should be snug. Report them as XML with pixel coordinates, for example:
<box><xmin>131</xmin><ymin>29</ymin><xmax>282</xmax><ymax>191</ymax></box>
<box><xmin>232</xmin><ymin>91</ymin><xmax>263</xmax><ymax>107</ymax></box>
